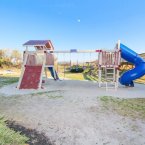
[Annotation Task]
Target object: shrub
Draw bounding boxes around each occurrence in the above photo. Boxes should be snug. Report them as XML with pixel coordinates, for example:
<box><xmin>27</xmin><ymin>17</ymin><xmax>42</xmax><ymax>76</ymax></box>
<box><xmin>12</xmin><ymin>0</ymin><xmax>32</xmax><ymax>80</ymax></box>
<box><xmin>70</xmin><ymin>65</ymin><xmax>84</xmax><ymax>73</ymax></box>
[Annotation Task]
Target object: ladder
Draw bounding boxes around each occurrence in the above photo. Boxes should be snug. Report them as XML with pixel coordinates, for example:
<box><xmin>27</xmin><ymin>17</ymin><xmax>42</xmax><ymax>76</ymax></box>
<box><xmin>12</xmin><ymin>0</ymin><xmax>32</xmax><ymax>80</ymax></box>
<box><xmin>105</xmin><ymin>67</ymin><xmax>118</xmax><ymax>90</ymax></box>
<box><xmin>98</xmin><ymin>67</ymin><xmax>119</xmax><ymax>90</ymax></box>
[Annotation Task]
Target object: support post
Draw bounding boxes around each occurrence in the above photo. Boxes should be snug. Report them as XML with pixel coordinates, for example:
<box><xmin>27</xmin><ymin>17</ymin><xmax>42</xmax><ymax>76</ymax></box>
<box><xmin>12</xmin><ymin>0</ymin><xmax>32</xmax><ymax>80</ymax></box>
<box><xmin>98</xmin><ymin>67</ymin><xmax>102</xmax><ymax>87</ymax></box>
<box><xmin>38</xmin><ymin>51</ymin><xmax>46</xmax><ymax>89</ymax></box>
<box><xmin>17</xmin><ymin>51</ymin><xmax>28</xmax><ymax>89</ymax></box>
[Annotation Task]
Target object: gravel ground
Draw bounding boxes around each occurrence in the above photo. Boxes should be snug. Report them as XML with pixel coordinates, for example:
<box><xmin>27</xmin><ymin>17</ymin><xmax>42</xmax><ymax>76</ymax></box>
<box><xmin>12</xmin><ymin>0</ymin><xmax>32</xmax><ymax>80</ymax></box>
<box><xmin>0</xmin><ymin>79</ymin><xmax>145</xmax><ymax>145</ymax></box>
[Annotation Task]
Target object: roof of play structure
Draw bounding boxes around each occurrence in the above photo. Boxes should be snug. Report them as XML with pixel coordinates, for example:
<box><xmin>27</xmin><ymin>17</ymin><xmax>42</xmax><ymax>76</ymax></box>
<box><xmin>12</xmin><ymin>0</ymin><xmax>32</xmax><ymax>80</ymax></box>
<box><xmin>23</xmin><ymin>40</ymin><xmax>54</xmax><ymax>50</ymax></box>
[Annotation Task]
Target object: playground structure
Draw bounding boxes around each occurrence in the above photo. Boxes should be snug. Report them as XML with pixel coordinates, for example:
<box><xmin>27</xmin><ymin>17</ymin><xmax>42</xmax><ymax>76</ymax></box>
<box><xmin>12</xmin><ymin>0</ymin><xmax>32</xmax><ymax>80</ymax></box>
<box><xmin>119</xmin><ymin>43</ymin><xmax>145</xmax><ymax>86</ymax></box>
<box><xmin>17</xmin><ymin>40</ymin><xmax>57</xmax><ymax>89</ymax></box>
<box><xmin>98</xmin><ymin>41</ymin><xmax>121</xmax><ymax>89</ymax></box>
<box><xmin>17</xmin><ymin>40</ymin><xmax>145</xmax><ymax>90</ymax></box>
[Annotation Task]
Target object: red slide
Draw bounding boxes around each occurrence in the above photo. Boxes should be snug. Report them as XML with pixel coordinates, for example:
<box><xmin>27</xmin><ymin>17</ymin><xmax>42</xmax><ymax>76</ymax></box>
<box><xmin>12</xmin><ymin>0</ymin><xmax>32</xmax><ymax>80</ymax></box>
<box><xmin>19</xmin><ymin>66</ymin><xmax>42</xmax><ymax>89</ymax></box>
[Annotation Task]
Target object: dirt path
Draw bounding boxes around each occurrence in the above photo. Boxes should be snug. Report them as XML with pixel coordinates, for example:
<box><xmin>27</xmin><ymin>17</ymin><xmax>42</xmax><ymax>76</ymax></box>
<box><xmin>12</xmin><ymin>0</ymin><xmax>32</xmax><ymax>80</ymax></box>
<box><xmin>0</xmin><ymin>80</ymin><xmax>145</xmax><ymax>145</ymax></box>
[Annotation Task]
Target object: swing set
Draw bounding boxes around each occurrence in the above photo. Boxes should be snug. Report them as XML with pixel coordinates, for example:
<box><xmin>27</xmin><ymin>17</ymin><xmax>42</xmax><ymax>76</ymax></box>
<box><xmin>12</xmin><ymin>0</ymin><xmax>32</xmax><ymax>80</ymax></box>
<box><xmin>17</xmin><ymin>40</ymin><xmax>121</xmax><ymax>90</ymax></box>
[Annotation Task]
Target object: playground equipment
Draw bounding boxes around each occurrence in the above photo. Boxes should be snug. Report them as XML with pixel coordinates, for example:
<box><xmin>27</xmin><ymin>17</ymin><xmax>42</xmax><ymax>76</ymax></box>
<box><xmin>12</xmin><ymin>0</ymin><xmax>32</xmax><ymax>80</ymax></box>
<box><xmin>17</xmin><ymin>40</ymin><xmax>145</xmax><ymax>90</ymax></box>
<box><xmin>17</xmin><ymin>40</ymin><xmax>58</xmax><ymax>89</ymax></box>
<box><xmin>98</xmin><ymin>41</ymin><xmax>121</xmax><ymax>90</ymax></box>
<box><xmin>98</xmin><ymin>40</ymin><xmax>145</xmax><ymax>88</ymax></box>
<box><xmin>119</xmin><ymin>43</ymin><xmax>145</xmax><ymax>86</ymax></box>
<box><xmin>17</xmin><ymin>40</ymin><xmax>121</xmax><ymax>90</ymax></box>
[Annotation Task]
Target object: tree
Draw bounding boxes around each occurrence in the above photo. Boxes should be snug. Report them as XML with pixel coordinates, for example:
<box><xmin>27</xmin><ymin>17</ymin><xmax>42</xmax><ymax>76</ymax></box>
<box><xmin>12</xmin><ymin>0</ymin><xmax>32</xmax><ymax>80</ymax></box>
<box><xmin>0</xmin><ymin>49</ymin><xmax>22</xmax><ymax>68</ymax></box>
<box><xmin>0</xmin><ymin>49</ymin><xmax>6</xmax><ymax>59</ymax></box>
<box><xmin>0</xmin><ymin>49</ymin><xmax>8</xmax><ymax>67</ymax></box>
<box><xmin>11</xmin><ymin>50</ymin><xmax>22</xmax><ymax>65</ymax></box>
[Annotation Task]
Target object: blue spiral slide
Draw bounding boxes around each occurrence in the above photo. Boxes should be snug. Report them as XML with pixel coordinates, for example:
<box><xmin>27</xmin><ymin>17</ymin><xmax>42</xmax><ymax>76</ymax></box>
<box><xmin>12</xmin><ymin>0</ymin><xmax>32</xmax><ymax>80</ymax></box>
<box><xmin>119</xmin><ymin>43</ymin><xmax>145</xmax><ymax>86</ymax></box>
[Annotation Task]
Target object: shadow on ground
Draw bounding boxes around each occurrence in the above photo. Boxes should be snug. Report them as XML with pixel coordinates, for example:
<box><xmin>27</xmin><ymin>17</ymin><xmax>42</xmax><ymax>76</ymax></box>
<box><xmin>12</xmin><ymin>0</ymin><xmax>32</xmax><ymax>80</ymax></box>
<box><xmin>6</xmin><ymin>120</ymin><xmax>54</xmax><ymax>145</ymax></box>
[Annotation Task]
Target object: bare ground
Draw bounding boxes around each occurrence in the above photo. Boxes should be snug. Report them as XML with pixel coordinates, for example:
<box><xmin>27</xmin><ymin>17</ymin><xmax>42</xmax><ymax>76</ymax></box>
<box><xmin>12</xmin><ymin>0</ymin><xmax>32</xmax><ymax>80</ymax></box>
<box><xmin>0</xmin><ymin>79</ymin><xmax>145</xmax><ymax>145</ymax></box>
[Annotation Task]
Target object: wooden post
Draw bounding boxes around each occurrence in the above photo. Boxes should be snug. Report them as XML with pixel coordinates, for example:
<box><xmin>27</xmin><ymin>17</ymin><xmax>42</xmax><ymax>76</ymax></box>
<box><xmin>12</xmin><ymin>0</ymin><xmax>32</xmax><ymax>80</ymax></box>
<box><xmin>118</xmin><ymin>40</ymin><xmax>120</xmax><ymax>49</ymax></box>
<box><xmin>17</xmin><ymin>51</ymin><xmax>28</xmax><ymax>89</ymax></box>
<box><xmin>116</xmin><ymin>69</ymin><xmax>120</xmax><ymax>88</ymax></box>
<box><xmin>38</xmin><ymin>51</ymin><xmax>46</xmax><ymax>89</ymax></box>
<box><xmin>98</xmin><ymin>67</ymin><xmax>102</xmax><ymax>87</ymax></box>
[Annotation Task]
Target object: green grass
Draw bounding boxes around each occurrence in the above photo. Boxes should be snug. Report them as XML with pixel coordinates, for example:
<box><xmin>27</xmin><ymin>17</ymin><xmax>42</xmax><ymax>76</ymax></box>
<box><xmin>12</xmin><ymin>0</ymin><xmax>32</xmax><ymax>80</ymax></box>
<box><xmin>83</xmin><ymin>72</ymin><xmax>106</xmax><ymax>82</ymax></box>
<box><xmin>47</xmin><ymin>95</ymin><xmax>63</xmax><ymax>99</ymax></box>
<box><xmin>100</xmin><ymin>96</ymin><xmax>145</xmax><ymax>120</ymax></box>
<box><xmin>83</xmin><ymin>73</ymin><xmax>97</xmax><ymax>81</ymax></box>
<box><xmin>63</xmin><ymin>71</ymin><xmax>85</xmax><ymax>80</ymax></box>
<box><xmin>0</xmin><ymin>76</ymin><xmax>19</xmax><ymax>88</ymax></box>
<box><xmin>30</xmin><ymin>91</ymin><xmax>64</xmax><ymax>99</ymax></box>
<box><xmin>0</xmin><ymin>117</ymin><xmax>28</xmax><ymax>145</ymax></box>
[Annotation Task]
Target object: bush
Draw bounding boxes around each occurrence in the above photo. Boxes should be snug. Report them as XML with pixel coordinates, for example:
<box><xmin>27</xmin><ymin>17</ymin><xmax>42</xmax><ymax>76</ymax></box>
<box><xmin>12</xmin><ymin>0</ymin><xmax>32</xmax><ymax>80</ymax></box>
<box><xmin>0</xmin><ymin>49</ymin><xmax>22</xmax><ymax>68</ymax></box>
<box><xmin>70</xmin><ymin>65</ymin><xmax>84</xmax><ymax>73</ymax></box>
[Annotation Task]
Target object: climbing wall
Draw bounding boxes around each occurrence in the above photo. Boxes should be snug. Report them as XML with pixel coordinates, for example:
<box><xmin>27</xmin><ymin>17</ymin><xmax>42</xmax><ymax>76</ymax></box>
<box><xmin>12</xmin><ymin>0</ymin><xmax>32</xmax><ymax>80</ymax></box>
<box><xmin>19</xmin><ymin>65</ymin><xmax>42</xmax><ymax>89</ymax></box>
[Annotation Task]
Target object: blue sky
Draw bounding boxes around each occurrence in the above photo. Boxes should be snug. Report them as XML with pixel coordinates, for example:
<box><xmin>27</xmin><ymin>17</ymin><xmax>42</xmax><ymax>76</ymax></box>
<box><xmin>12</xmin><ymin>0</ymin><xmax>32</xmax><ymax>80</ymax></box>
<box><xmin>0</xmin><ymin>0</ymin><xmax>145</xmax><ymax>53</ymax></box>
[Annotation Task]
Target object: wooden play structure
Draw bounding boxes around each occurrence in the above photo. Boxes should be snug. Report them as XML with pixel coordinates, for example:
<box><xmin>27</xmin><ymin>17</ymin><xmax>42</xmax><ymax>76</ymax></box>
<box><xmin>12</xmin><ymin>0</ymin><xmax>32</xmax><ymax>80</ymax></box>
<box><xmin>17</xmin><ymin>40</ymin><xmax>57</xmax><ymax>89</ymax></box>
<box><xmin>98</xmin><ymin>40</ymin><xmax>121</xmax><ymax>90</ymax></box>
<box><xmin>17</xmin><ymin>40</ymin><xmax>121</xmax><ymax>90</ymax></box>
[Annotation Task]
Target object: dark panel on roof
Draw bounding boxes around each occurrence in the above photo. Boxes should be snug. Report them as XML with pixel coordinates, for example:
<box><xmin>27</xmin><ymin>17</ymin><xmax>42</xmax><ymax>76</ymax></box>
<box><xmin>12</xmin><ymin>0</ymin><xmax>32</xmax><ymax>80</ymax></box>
<box><xmin>23</xmin><ymin>40</ymin><xmax>49</xmax><ymax>46</ymax></box>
